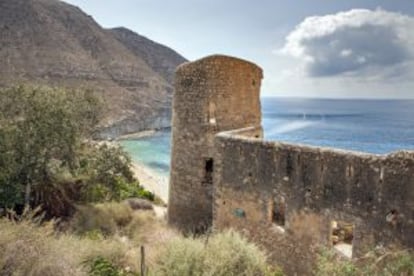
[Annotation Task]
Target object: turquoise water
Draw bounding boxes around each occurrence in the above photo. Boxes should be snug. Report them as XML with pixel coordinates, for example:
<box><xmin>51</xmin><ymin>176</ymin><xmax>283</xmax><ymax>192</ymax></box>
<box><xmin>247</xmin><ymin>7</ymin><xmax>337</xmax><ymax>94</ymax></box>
<box><xmin>120</xmin><ymin>131</ymin><xmax>171</xmax><ymax>177</ymax></box>
<box><xmin>121</xmin><ymin>98</ymin><xmax>414</xmax><ymax>177</ymax></box>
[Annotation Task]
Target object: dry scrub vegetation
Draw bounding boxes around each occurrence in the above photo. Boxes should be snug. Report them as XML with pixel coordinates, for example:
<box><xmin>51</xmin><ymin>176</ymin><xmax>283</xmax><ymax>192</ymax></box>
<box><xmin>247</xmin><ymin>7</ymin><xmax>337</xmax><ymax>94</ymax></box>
<box><xmin>0</xmin><ymin>204</ymin><xmax>279</xmax><ymax>276</ymax></box>
<box><xmin>154</xmin><ymin>230</ymin><xmax>279</xmax><ymax>276</ymax></box>
<box><xmin>1</xmin><ymin>205</ymin><xmax>413</xmax><ymax>275</ymax></box>
<box><xmin>0</xmin><ymin>204</ymin><xmax>175</xmax><ymax>276</ymax></box>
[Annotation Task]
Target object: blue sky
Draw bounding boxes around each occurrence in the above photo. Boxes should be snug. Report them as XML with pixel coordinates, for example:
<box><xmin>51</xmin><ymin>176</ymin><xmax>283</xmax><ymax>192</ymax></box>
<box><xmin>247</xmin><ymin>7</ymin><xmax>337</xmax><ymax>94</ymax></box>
<box><xmin>63</xmin><ymin>0</ymin><xmax>414</xmax><ymax>98</ymax></box>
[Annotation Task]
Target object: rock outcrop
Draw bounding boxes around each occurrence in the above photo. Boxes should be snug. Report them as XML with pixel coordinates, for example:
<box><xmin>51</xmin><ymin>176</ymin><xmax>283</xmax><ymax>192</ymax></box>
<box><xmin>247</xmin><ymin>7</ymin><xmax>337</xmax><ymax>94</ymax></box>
<box><xmin>0</xmin><ymin>0</ymin><xmax>187</xmax><ymax>139</ymax></box>
<box><xmin>110</xmin><ymin>27</ymin><xmax>187</xmax><ymax>85</ymax></box>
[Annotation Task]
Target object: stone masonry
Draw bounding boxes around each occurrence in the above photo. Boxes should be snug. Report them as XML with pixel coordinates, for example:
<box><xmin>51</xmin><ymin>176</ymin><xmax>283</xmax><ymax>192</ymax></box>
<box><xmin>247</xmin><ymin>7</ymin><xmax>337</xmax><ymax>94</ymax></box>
<box><xmin>168</xmin><ymin>55</ymin><xmax>414</xmax><ymax>274</ymax></box>
<box><xmin>214</xmin><ymin>127</ymin><xmax>414</xmax><ymax>274</ymax></box>
<box><xmin>168</xmin><ymin>55</ymin><xmax>263</xmax><ymax>231</ymax></box>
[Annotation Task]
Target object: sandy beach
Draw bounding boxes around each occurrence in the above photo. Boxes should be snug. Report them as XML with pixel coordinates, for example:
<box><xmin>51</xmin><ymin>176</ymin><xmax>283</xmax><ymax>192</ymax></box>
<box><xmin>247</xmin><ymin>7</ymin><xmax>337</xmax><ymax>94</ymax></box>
<box><xmin>131</xmin><ymin>162</ymin><xmax>169</xmax><ymax>204</ymax></box>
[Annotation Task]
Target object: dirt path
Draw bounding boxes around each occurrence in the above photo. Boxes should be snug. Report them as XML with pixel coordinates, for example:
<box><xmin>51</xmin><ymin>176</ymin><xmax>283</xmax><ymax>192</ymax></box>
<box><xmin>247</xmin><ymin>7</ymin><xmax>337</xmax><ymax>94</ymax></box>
<box><xmin>153</xmin><ymin>205</ymin><xmax>167</xmax><ymax>219</ymax></box>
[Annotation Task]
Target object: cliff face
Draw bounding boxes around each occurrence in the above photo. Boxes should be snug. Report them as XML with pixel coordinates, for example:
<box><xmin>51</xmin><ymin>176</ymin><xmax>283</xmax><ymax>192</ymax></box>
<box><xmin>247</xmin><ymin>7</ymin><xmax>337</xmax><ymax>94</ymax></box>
<box><xmin>0</xmin><ymin>0</ymin><xmax>187</xmax><ymax>139</ymax></box>
<box><xmin>110</xmin><ymin>27</ymin><xmax>187</xmax><ymax>85</ymax></box>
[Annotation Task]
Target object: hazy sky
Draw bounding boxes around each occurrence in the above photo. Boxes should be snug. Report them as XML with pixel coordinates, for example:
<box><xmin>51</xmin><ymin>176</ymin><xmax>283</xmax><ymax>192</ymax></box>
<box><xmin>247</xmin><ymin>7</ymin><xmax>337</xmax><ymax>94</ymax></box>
<box><xmin>63</xmin><ymin>0</ymin><xmax>414</xmax><ymax>98</ymax></box>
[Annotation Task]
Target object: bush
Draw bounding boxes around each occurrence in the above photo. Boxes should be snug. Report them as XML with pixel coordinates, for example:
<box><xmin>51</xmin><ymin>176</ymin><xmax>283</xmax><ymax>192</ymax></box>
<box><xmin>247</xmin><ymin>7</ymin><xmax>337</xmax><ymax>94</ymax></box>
<box><xmin>0</xmin><ymin>86</ymin><xmax>153</xmax><ymax>216</ymax></box>
<box><xmin>0</xmin><ymin>215</ymin><xmax>133</xmax><ymax>276</ymax></box>
<box><xmin>69</xmin><ymin>201</ymin><xmax>167</xmax><ymax>246</ymax></box>
<box><xmin>155</xmin><ymin>229</ymin><xmax>271</xmax><ymax>276</ymax></box>
<box><xmin>315</xmin><ymin>249</ymin><xmax>357</xmax><ymax>276</ymax></box>
<box><xmin>315</xmin><ymin>247</ymin><xmax>414</xmax><ymax>276</ymax></box>
<box><xmin>86</xmin><ymin>256</ymin><xmax>133</xmax><ymax>276</ymax></box>
<box><xmin>156</xmin><ymin>236</ymin><xmax>205</xmax><ymax>276</ymax></box>
<box><xmin>0</xmin><ymin>86</ymin><xmax>101</xmax><ymax>214</ymax></box>
<box><xmin>70</xmin><ymin>202</ymin><xmax>134</xmax><ymax>236</ymax></box>
<box><xmin>77</xmin><ymin>143</ymin><xmax>154</xmax><ymax>204</ymax></box>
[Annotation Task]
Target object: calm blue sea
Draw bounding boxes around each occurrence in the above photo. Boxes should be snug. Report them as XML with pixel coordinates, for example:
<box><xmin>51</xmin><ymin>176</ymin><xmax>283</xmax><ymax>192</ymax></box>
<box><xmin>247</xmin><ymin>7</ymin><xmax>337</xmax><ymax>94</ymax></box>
<box><xmin>121</xmin><ymin>98</ymin><xmax>414</xmax><ymax>177</ymax></box>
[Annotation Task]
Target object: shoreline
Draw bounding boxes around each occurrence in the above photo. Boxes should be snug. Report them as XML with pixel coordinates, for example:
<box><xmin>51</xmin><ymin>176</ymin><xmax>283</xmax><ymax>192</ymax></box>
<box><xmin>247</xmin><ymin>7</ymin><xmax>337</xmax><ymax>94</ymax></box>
<box><xmin>113</xmin><ymin>130</ymin><xmax>170</xmax><ymax>203</ymax></box>
<box><xmin>130</xmin><ymin>161</ymin><xmax>169</xmax><ymax>204</ymax></box>
<box><xmin>116</xmin><ymin>127</ymin><xmax>171</xmax><ymax>141</ymax></box>
<box><xmin>116</xmin><ymin>130</ymin><xmax>158</xmax><ymax>141</ymax></box>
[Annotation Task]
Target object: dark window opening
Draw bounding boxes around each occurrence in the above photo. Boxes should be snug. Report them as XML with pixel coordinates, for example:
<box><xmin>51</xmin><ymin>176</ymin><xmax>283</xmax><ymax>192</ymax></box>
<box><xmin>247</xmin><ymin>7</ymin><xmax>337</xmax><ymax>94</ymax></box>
<box><xmin>202</xmin><ymin>158</ymin><xmax>214</xmax><ymax>186</ymax></box>
<box><xmin>272</xmin><ymin>195</ymin><xmax>286</xmax><ymax>226</ymax></box>
<box><xmin>205</xmin><ymin>158</ymin><xmax>213</xmax><ymax>173</ymax></box>
<box><xmin>286</xmin><ymin>154</ymin><xmax>293</xmax><ymax>177</ymax></box>
<box><xmin>304</xmin><ymin>188</ymin><xmax>313</xmax><ymax>205</ymax></box>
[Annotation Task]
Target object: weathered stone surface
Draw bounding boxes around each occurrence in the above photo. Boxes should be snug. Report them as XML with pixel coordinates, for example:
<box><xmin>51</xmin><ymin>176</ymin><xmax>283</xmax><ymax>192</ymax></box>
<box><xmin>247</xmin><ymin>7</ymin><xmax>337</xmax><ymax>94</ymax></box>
<box><xmin>168</xmin><ymin>55</ymin><xmax>263</xmax><ymax>231</ymax></box>
<box><xmin>214</xmin><ymin>129</ymin><xmax>414</xmax><ymax>274</ymax></box>
<box><xmin>168</xmin><ymin>54</ymin><xmax>414</xmax><ymax>274</ymax></box>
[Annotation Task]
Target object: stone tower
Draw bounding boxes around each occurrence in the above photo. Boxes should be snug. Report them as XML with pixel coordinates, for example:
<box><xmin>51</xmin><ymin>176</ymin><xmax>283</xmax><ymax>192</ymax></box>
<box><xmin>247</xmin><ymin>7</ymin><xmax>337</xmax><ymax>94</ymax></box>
<box><xmin>168</xmin><ymin>55</ymin><xmax>263</xmax><ymax>231</ymax></box>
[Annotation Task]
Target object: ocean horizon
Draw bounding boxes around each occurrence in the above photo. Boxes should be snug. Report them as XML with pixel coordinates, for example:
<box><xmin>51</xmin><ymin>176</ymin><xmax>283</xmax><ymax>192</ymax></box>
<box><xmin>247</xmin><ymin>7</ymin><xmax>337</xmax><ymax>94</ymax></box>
<box><xmin>121</xmin><ymin>97</ymin><xmax>414</xmax><ymax>178</ymax></box>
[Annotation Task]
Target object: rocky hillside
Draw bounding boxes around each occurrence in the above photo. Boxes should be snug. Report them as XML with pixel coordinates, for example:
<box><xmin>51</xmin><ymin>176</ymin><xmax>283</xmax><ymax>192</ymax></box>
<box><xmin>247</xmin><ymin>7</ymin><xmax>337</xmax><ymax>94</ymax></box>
<box><xmin>0</xmin><ymin>0</ymin><xmax>187</xmax><ymax>139</ymax></box>
<box><xmin>110</xmin><ymin>27</ymin><xmax>187</xmax><ymax>85</ymax></box>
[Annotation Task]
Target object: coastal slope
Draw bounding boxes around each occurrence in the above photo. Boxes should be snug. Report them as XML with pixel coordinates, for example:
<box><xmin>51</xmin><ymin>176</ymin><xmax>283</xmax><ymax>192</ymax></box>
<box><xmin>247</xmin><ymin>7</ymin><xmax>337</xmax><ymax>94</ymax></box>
<box><xmin>110</xmin><ymin>27</ymin><xmax>187</xmax><ymax>85</ymax></box>
<box><xmin>0</xmin><ymin>0</ymin><xmax>187</xmax><ymax>138</ymax></box>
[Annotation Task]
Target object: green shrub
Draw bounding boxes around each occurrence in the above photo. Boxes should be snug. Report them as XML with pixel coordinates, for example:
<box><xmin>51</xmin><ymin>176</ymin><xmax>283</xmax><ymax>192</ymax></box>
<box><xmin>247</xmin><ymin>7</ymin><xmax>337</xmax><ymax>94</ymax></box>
<box><xmin>155</xmin><ymin>229</ymin><xmax>271</xmax><ymax>276</ymax></box>
<box><xmin>78</xmin><ymin>144</ymin><xmax>154</xmax><ymax>203</ymax></box>
<box><xmin>70</xmin><ymin>202</ymin><xmax>133</xmax><ymax>236</ymax></box>
<box><xmin>0</xmin><ymin>86</ymin><xmax>152</xmax><ymax>217</ymax></box>
<box><xmin>155</xmin><ymin>236</ymin><xmax>205</xmax><ymax>276</ymax></box>
<box><xmin>315</xmin><ymin>247</ymin><xmax>414</xmax><ymax>276</ymax></box>
<box><xmin>315</xmin><ymin>249</ymin><xmax>357</xmax><ymax>276</ymax></box>
<box><xmin>204</xmin><ymin>230</ymin><xmax>271</xmax><ymax>276</ymax></box>
<box><xmin>0</xmin><ymin>85</ymin><xmax>101</xmax><ymax>213</ymax></box>
<box><xmin>86</xmin><ymin>256</ymin><xmax>134</xmax><ymax>276</ymax></box>
<box><xmin>367</xmin><ymin>249</ymin><xmax>414</xmax><ymax>275</ymax></box>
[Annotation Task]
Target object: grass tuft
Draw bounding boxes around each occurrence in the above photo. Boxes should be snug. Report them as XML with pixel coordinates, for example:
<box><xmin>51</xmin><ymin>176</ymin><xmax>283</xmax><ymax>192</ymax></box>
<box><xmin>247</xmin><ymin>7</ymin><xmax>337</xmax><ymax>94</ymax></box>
<box><xmin>70</xmin><ymin>202</ymin><xmax>133</xmax><ymax>236</ymax></box>
<box><xmin>0</xmin><ymin>216</ymin><xmax>132</xmax><ymax>276</ymax></box>
<box><xmin>155</xmin><ymin>229</ymin><xmax>272</xmax><ymax>276</ymax></box>
<box><xmin>315</xmin><ymin>247</ymin><xmax>414</xmax><ymax>276</ymax></box>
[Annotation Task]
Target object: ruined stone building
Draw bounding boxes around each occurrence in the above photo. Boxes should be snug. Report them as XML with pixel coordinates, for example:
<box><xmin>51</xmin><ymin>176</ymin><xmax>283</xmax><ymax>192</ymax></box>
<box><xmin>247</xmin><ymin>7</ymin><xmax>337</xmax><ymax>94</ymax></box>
<box><xmin>168</xmin><ymin>55</ymin><xmax>414</xmax><ymax>274</ymax></box>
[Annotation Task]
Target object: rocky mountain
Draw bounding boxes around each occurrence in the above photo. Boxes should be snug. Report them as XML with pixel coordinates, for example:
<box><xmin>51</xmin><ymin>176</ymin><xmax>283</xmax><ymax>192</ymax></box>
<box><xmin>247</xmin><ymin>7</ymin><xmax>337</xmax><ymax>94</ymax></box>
<box><xmin>110</xmin><ymin>27</ymin><xmax>187</xmax><ymax>85</ymax></box>
<box><xmin>0</xmin><ymin>0</ymin><xmax>187</xmax><ymax>139</ymax></box>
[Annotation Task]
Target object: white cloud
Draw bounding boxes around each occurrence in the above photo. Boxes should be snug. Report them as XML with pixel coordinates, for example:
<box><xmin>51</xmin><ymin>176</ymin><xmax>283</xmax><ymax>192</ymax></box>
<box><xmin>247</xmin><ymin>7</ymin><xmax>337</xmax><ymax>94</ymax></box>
<box><xmin>280</xmin><ymin>9</ymin><xmax>414</xmax><ymax>78</ymax></box>
<box><xmin>340</xmin><ymin>49</ymin><xmax>352</xmax><ymax>57</ymax></box>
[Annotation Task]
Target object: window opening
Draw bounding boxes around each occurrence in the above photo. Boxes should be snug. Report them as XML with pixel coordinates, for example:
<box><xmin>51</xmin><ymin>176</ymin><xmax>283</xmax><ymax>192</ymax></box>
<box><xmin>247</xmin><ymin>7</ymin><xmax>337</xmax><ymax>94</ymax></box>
<box><xmin>202</xmin><ymin>158</ymin><xmax>213</xmax><ymax>186</ymax></box>
<box><xmin>272</xmin><ymin>195</ymin><xmax>286</xmax><ymax>226</ymax></box>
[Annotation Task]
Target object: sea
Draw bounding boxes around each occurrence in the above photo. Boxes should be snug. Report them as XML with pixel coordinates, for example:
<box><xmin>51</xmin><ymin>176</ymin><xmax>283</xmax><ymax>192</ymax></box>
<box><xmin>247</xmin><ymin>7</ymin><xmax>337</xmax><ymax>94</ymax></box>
<box><xmin>120</xmin><ymin>98</ymin><xmax>414</xmax><ymax>178</ymax></box>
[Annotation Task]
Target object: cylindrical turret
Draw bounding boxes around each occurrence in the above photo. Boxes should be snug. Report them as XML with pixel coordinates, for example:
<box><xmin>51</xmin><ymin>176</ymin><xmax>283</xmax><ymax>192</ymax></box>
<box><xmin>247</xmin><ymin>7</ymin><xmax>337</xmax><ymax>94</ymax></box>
<box><xmin>168</xmin><ymin>55</ymin><xmax>263</xmax><ymax>231</ymax></box>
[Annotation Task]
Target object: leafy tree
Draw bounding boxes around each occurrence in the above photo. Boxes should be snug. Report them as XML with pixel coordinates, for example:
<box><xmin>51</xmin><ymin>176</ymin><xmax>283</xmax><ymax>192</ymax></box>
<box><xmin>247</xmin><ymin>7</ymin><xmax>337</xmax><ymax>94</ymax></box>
<box><xmin>0</xmin><ymin>86</ymin><xmax>100</xmax><ymax>210</ymax></box>
<box><xmin>0</xmin><ymin>85</ymin><xmax>148</xmax><ymax>216</ymax></box>
<box><xmin>78</xmin><ymin>143</ymin><xmax>151</xmax><ymax>202</ymax></box>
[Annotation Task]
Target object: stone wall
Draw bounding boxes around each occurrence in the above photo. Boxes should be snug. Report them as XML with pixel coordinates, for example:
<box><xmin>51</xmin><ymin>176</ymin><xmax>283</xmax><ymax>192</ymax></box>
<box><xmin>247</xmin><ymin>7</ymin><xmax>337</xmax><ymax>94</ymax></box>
<box><xmin>168</xmin><ymin>55</ymin><xmax>263</xmax><ymax>231</ymax></box>
<box><xmin>168</xmin><ymin>54</ymin><xmax>414</xmax><ymax>274</ymax></box>
<box><xmin>214</xmin><ymin>127</ymin><xmax>414</xmax><ymax>274</ymax></box>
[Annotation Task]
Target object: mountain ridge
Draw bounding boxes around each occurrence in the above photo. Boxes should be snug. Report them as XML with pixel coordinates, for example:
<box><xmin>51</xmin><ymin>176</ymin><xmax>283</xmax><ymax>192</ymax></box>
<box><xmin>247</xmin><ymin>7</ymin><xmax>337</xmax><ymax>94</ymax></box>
<box><xmin>110</xmin><ymin>27</ymin><xmax>187</xmax><ymax>84</ymax></box>
<box><xmin>0</xmin><ymin>0</ymin><xmax>187</xmax><ymax>138</ymax></box>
